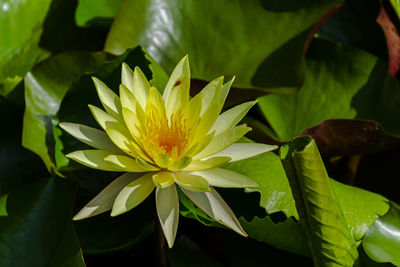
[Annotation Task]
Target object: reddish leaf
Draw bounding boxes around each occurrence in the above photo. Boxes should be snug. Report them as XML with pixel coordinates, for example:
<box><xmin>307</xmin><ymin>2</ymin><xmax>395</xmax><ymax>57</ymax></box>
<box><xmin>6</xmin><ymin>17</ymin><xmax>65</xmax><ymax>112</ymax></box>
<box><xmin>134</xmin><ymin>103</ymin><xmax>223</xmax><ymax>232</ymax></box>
<box><xmin>377</xmin><ymin>6</ymin><xmax>400</xmax><ymax>76</ymax></box>
<box><xmin>301</xmin><ymin>119</ymin><xmax>400</xmax><ymax>156</ymax></box>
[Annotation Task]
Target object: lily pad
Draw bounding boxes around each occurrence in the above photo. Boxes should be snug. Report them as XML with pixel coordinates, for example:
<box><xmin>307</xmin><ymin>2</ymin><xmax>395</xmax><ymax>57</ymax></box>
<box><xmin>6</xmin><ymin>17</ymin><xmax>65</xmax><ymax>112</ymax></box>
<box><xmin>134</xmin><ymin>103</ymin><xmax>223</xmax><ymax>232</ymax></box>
<box><xmin>105</xmin><ymin>0</ymin><xmax>342</xmax><ymax>90</ymax></box>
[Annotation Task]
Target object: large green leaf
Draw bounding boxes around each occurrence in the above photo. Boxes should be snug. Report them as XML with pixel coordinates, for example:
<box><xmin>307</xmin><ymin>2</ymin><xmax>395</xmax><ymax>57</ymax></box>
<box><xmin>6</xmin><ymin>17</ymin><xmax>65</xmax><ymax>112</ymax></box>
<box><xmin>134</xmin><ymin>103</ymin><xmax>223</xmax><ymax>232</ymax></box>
<box><xmin>280</xmin><ymin>136</ymin><xmax>359</xmax><ymax>265</ymax></box>
<box><xmin>363</xmin><ymin>201</ymin><xmax>400</xmax><ymax>266</ymax></box>
<box><xmin>105</xmin><ymin>0</ymin><xmax>342</xmax><ymax>90</ymax></box>
<box><xmin>0</xmin><ymin>0</ymin><xmax>51</xmax><ymax>87</ymax></box>
<box><xmin>0</xmin><ymin>97</ymin><xmax>47</xmax><ymax>194</ymax></box>
<box><xmin>39</xmin><ymin>0</ymin><xmax>109</xmax><ymax>53</ymax></box>
<box><xmin>259</xmin><ymin>38</ymin><xmax>400</xmax><ymax>141</ymax></box>
<box><xmin>0</xmin><ymin>177</ymin><xmax>84</xmax><ymax>267</ymax></box>
<box><xmin>239</xmin><ymin>215</ymin><xmax>309</xmax><ymax>257</ymax></box>
<box><xmin>225</xmin><ymin>152</ymin><xmax>298</xmax><ymax>218</ymax></box>
<box><xmin>75</xmin><ymin>0</ymin><xmax>122</xmax><ymax>26</ymax></box>
<box><xmin>181</xmin><ymin>146</ymin><xmax>389</xmax><ymax>259</ymax></box>
<box><xmin>22</xmin><ymin>51</ymin><xmax>108</xmax><ymax>173</ymax></box>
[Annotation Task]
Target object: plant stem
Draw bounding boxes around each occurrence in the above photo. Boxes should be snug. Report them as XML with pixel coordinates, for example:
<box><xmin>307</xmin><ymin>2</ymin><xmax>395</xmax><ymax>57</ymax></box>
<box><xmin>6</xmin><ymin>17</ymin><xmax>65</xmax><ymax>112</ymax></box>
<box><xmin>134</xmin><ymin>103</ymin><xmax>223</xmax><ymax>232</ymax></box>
<box><xmin>155</xmin><ymin>219</ymin><xmax>170</xmax><ymax>267</ymax></box>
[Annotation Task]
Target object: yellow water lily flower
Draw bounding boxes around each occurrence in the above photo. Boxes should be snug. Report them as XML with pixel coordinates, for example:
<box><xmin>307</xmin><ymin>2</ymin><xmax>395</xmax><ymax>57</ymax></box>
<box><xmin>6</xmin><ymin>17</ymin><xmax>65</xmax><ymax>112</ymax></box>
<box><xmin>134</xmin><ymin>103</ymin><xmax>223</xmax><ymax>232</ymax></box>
<box><xmin>60</xmin><ymin>56</ymin><xmax>276</xmax><ymax>248</ymax></box>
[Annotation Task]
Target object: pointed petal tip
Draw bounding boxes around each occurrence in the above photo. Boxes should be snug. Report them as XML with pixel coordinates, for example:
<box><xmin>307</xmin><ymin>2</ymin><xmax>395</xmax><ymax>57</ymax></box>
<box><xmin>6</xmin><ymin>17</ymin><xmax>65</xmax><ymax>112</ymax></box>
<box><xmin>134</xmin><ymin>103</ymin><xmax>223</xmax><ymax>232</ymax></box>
<box><xmin>91</xmin><ymin>76</ymin><xmax>102</xmax><ymax>86</ymax></box>
<box><xmin>58</xmin><ymin>122</ymin><xmax>67</xmax><ymax>129</ymax></box>
<box><xmin>122</xmin><ymin>62</ymin><xmax>133</xmax><ymax>72</ymax></box>
<box><xmin>72</xmin><ymin>214</ymin><xmax>83</xmax><ymax>221</ymax></box>
<box><xmin>110</xmin><ymin>209</ymin><xmax>121</xmax><ymax>217</ymax></box>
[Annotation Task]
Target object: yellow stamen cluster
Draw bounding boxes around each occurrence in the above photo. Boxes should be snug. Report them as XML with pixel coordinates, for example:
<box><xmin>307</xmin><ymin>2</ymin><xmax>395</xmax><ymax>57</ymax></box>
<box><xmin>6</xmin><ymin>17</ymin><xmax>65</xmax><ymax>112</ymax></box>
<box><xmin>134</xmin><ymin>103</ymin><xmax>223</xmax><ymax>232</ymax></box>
<box><xmin>140</xmin><ymin>107</ymin><xmax>190</xmax><ymax>161</ymax></box>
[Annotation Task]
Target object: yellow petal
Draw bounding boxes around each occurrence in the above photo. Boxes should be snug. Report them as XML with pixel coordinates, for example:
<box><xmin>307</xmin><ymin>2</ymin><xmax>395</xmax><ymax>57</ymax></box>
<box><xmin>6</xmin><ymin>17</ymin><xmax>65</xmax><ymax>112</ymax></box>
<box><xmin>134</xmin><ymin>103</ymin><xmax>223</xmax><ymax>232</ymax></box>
<box><xmin>105</xmin><ymin>127</ymin><xmax>137</xmax><ymax>158</ymax></box>
<box><xmin>210</xmin><ymin>100</ymin><xmax>257</xmax><ymax>135</ymax></box>
<box><xmin>92</xmin><ymin>77</ymin><xmax>123</xmax><ymax>121</ymax></box>
<box><xmin>104</xmin><ymin>154</ymin><xmax>147</xmax><ymax>172</ymax></box>
<box><xmin>192</xmin><ymin>102</ymin><xmax>221</xmax><ymax>143</ymax></box>
<box><xmin>174</xmin><ymin>172</ymin><xmax>210</xmax><ymax>192</ymax></box>
<box><xmin>220</xmin><ymin>76</ymin><xmax>235</xmax><ymax>103</ymax></box>
<box><xmin>136</xmin><ymin>157</ymin><xmax>160</xmax><ymax>171</ymax></box>
<box><xmin>163</xmin><ymin>56</ymin><xmax>190</xmax><ymax>118</ymax></box>
<box><xmin>199</xmin><ymin>76</ymin><xmax>223</xmax><ymax>116</ymax></box>
<box><xmin>168</xmin><ymin>156</ymin><xmax>192</xmax><ymax>171</ymax></box>
<box><xmin>132</xmin><ymin>66</ymin><xmax>151</xmax><ymax>110</ymax></box>
<box><xmin>121</xmin><ymin>62</ymin><xmax>134</xmax><ymax>91</ymax></box>
<box><xmin>120</xmin><ymin>83</ymin><xmax>138</xmax><ymax>113</ymax></box>
<box><xmin>152</xmin><ymin>171</ymin><xmax>175</xmax><ymax>189</ymax></box>
<box><xmin>194</xmin><ymin>125</ymin><xmax>251</xmax><ymax>160</ymax></box>
<box><xmin>111</xmin><ymin>172</ymin><xmax>155</xmax><ymax>216</ymax></box>
<box><xmin>74</xmin><ymin>173</ymin><xmax>141</xmax><ymax>220</ymax></box>
<box><xmin>182</xmin><ymin>92</ymin><xmax>203</xmax><ymax>133</ymax></box>
<box><xmin>66</xmin><ymin>150</ymin><xmax>126</xmax><ymax>172</ymax></box>
<box><xmin>156</xmin><ymin>185</ymin><xmax>179</xmax><ymax>248</ymax></box>
<box><xmin>154</xmin><ymin>153</ymin><xmax>173</xmax><ymax>169</ymax></box>
<box><xmin>89</xmin><ymin>105</ymin><xmax>130</xmax><ymax>137</ymax></box>
<box><xmin>121</xmin><ymin>107</ymin><xmax>141</xmax><ymax>139</ymax></box>
<box><xmin>59</xmin><ymin>122</ymin><xmax>121</xmax><ymax>153</ymax></box>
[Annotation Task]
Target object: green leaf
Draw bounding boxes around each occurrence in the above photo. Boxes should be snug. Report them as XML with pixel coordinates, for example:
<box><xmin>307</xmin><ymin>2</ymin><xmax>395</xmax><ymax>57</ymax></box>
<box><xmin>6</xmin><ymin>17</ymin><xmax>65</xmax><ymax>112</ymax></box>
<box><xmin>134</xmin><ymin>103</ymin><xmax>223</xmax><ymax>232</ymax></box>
<box><xmin>363</xmin><ymin>201</ymin><xmax>400</xmax><ymax>266</ymax></box>
<box><xmin>221</xmin><ymin>137</ymin><xmax>389</xmax><ymax>261</ymax></box>
<box><xmin>178</xmin><ymin>188</ymin><xmax>222</xmax><ymax>228</ymax></box>
<box><xmin>22</xmin><ymin>51</ymin><xmax>108</xmax><ymax>173</ymax></box>
<box><xmin>39</xmin><ymin>0</ymin><xmax>109</xmax><ymax>52</ymax></box>
<box><xmin>280</xmin><ymin>136</ymin><xmax>359</xmax><ymax>265</ymax></box>
<box><xmin>259</xmin><ymin>38</ymin><xmax>400</xmax><ymax>141</ymax></box>
<box><xmin>239</xmin><ymin>216</ymin><xmax>310</xmax><ymax>257</ymax></box>
<box><xmin>0</xmin><ymin>0</ymin><xmax>51</xmax><ymax>89</ymax></box>
<box><xmin>225</xmin><ymin>152</ymin><xmax>298</xmax><ymax>218</ymax></box>
<box><xmin>390</xmin><ymin>0</ymin><xmax>400</xmax><ymax>21</ymax></box>
<box><xmin>105</xmin><ymin>0</ymin><xmax>342</xmax><ymax>90</ymax></box>
<box><xmin>0</xmin><ymin>177</ymin><xmax>85</xmax><ymax>267</ymax></box>
<box><xmin>0</xmin><ymin>194</ymin><xmax>7</xmax><ymax>216</ymax></box>
<box><xmin>0</xmin><ymin>98</ymin><xmax>47</xmax><ymax>194</ymax></box>
<box><xmin>75</xmin><ymin>0</ymin><xmax>122</xmax><ymax>26</ymax></box>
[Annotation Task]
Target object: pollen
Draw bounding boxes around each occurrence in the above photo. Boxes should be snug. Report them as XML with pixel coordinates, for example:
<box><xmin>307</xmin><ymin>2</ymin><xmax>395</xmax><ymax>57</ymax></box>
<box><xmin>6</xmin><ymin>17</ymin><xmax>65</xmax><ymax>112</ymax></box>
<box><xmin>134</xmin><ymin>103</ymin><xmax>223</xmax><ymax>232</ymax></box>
<box><xmin>140</xmin><ymin>105</ymin><xmax>190</xmax><ymax>161</ymax></box>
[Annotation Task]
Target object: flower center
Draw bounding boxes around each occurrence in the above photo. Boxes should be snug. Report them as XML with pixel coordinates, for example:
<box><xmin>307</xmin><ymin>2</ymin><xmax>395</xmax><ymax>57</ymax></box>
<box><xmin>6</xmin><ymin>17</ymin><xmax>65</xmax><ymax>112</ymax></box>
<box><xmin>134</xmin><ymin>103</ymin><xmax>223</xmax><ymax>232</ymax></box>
<box><xmin>141</xmin><ymin>108</ymin><xmax>190</xmax><ymax>161</ymax></box>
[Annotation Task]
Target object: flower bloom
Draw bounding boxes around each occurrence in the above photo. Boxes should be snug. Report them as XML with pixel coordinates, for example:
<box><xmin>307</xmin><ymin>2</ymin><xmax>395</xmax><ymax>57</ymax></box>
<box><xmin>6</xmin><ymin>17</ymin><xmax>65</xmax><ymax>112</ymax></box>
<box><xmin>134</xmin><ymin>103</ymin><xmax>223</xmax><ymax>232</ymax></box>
<box><xmin>60</xmin><ymin>56</ymin><xmax>276</xmax><ymax>247</ymax></box>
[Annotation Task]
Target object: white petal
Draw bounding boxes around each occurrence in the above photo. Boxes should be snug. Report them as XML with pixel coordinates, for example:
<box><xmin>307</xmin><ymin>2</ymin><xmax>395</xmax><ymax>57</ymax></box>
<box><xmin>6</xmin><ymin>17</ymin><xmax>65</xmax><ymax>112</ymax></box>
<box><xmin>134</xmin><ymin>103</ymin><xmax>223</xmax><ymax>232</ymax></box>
<box><xmin>181</xmin><ymin>187</ymin><xmax>247</xmax><ymax>236</ymax></box>
<box><xmin>220</xmin><ymin>77</ymin><xmax>235</xmax><ymax>103</ymax></box>
<box><xmin>182</xmin><ymin>157</ymin><xmax>231</xmax><ymax>171</ymax></box>
<box><xmin>59</xmin><ymin>122</ymin><xmax>121</xmax><ymax>153</ymax></box>
<box><xmin>92</xmin><ymin>77</ymin><xmax>122</xmax><ymax>121</ymax></box>
<box><xmin>74</xmin><ymin>173</ymin><xmax>141</xmax><ymax>220</ymax></box>
<box><xmin>210</xmin><ymin>100</ymin><xmax>257</xmax><ymax>135</ymax></box>
<box><xmin>189</xmin><ymin>168</ymin><xmax>258</xmax><ymax>188</ymax></box>
<box><xmin>204</xmin><ymin>143</ymin><xmax>277</xmax><ymax>162</ymax></box>
<box><xmin>156</xmin><ymin>186</ymin><xmax>179</xmax><ymax>248</ymax></box>
<box><xmin>89</xmin><ymin>105</ymin><xmax>131</xmax><ymax>137</ymax></box>
<box><xmin>104</xmin><ymin>154</ymin><xmax>147</xmax><ymax>172</ymax></box>
<box><xmin>111</xmin><ymin>173</ymin><xmax>155</xmax><ymax>216</ymax></box>
<box><xmin>174</xmin><ymin>172</ymin><xmax>210</xmax><ymax>192</ymax></box>
<box><xmin>194</xmin><ymin>125</ymin><xmax>251</xmax><ymax>160</ymax></box>
<box><xmin>66</xmin><ymin>150</ymin><xmax>126</xmax><ymax>171</ymax></box>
